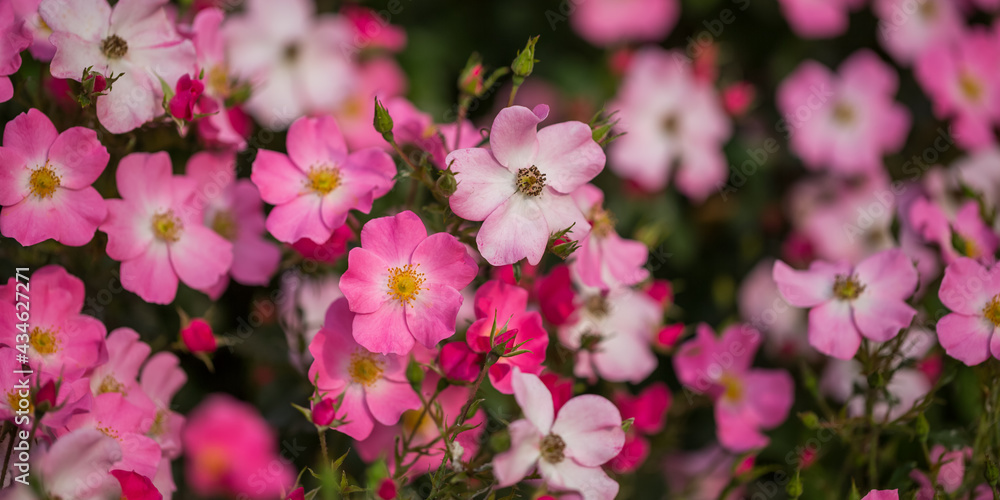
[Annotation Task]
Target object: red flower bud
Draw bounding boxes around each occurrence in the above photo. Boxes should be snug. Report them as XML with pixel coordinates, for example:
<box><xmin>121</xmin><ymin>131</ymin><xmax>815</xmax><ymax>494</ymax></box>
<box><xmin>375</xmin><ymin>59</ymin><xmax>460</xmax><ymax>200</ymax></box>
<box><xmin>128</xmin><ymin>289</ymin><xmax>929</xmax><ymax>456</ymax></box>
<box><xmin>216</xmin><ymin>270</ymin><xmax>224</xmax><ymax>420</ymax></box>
<box><xmin>311</xmin><ymin>397</ymin><xmax>337</xmax><ymax>427</ymax></box>
<box><xmin>181</xmin><ymin>318</ymin><xmax>217</xmax><ymax>353</ymax></box>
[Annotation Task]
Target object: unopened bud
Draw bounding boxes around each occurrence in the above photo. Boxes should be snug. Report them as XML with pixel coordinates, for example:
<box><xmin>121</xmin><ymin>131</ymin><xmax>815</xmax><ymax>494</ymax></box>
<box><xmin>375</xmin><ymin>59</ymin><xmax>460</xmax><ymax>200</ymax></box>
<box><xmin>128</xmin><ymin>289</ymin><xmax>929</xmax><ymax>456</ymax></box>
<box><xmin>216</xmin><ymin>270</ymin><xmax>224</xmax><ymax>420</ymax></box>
<box><xmin>373</xmin><ymin>97</ymin><xmax>394</xmax><ymax>141</ymax></box>
<box><xmin>405</xmin><ymin>358</ymin><xmax>424</xmax><ymax>388</ymax></box>
<box><xmin>511</xmin><ymin>36</ymin><xmax>539</xmax><ymax>80</ymax></box>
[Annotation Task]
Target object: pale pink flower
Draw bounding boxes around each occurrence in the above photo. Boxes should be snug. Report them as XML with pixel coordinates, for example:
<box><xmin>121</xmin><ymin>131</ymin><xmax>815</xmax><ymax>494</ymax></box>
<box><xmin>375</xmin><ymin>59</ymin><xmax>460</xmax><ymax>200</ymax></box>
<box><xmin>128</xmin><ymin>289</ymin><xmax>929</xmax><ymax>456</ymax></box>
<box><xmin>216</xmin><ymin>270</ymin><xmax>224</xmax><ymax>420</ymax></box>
<box><xmin>738</xmin><ymin>258</ymin><xmax>811</xmax><ymax>358</ymax></box>
<box><xmin>342</xmin><ymin>5</ymin><xmax>407</xmax><ymax>53</ymax></box>
<box><xmin>773</xmin><ymin>249</ymin><xmax>919</xmax><ymax>359</ymax></box>
<box><xmin>340</xmin><ymin>211</ymin><xmax>478</xmax><ymax>354</ymax></box>
<box><xmin>608</xmin><ymin>48</ymin><xmax>731</xmax><ymax>200</ymax></box>
<box><xmin>0</xmin><ymin>109</ymin><xmax>108</xmax><ymax>246</ymax></box>
<box><xmin>10</xmin><ymin>0</ymin><xmax>53</xmax><ymax>62</ymax></box>
<box><xmin>863</xmin><ymin>490</ymin><xmax>899</xmax><ymax>500</ymax></box>
<box><xmin>822</xmin><ymin>358</ymin><xmax>932</xmax><ymax>422</ymax></box>
<box><xmin>777</xmin><ymin>0</ymin><xmax>863</xmax><ymax>38</ymax></box>
<box><xmin>63</xmin><ymin>392</ymin><xmax>162</xmax><ymax>479</ymax></box>
<box><xmin>187</xmin><ymin>151</ymin><xmax>281</xmax><ymax>297</ymax></box>
<box><xmin>910</xmin><ymin>445</ymin><xmax>969</xmax><ymax>499</ymax></box>
<box><xmin>40</xmin><ymin>0</ymin><xmax>196</xmax><ymax>133</ymax></box>
<box><xmin>935</xmin><ymin>257</ymin><xmax>1000</xmax><ymax>365</ymax></box>
<box><xmin>493</xmin><ymin>369</ymin><xmax>625</xmax><ymax>500</ymax></box>
<box><xmin>465</xmin><ymin>280</ymin><xmax>549</xmax><ymax>394</ymax></box>
<box><xmin>307</xmin><ymin>298</ymin><xmax>421</xmax><ymax>440</ymax></box>
<box><xmin>183</xmin><ymin>394</ymin><xmax>295</xmax><ymax>499</ymax></box>
<box><xmin>0</xmin><ymin>346</ymin><xmax>92</xmax><ymax>431</ymax></box>
<box><xmin>336</xmin><ymin>58</ymin><xmax>408</xmax><ymax>150</ymax></box>
<box><xmin>223</xmin><ymin>0</ymin><xmax>355</xmax><ymax>128</ymax></box>
<box><xmin>88</xmin><ymin>328</ymin><xmax>154</xmax><ymax>409</ymax></box>
<box><xmin>777</xmin><ymin>51</ymin><xmax>910</xmax><ymax>175</ymax></box>
<box><xmin>570</xmin><ymin>0</ymin><xmax>679</xmax><ymax>46</ymax></box>
<box><xmin>955</xmin><ymin>147</ymin><xmax>1000</xmax><ymax>210</ymax></box>
<box><xmin>915</xmin><ymin>26</ymin><xmax>1000</xmax><ymax>150</ymax></box>
<box><xmin>910</xmin><ymin>198</ymin><xmax>999</xmax><ymax>265</ymax></box>
<box><xmin>279</xmin><ymin>271</ymin><xmax>344</xmax><ymax>371</ymax></box>
<box><xmin>569</xmin><ymin>184</ymin><xmax>649</xmax><ymax>290</ymax></box>
<box><xmin>447</xmin><ymin>104</ymin><xmax>604</xmax><ymax>266</ymax></box>
<box><xmin>251</xmin><ymin>115</ymin><xmax>396</xmax><ymax>244</ymax></box>
<box><xmin>189</xmin><ymin>7</ymin><xmax>247</xmax><ymax>150</ymax></box>
<box><xmin>99</xmin><ymin>152</ymin><xmax>233</xmax><ymax>304</ymax></box>
<box><xmin>0</xmin><ymin>0</ymin><xmax>29</xmax><ymax>102</ymax></box>
<box><xmin>663</xmin><ymin>445</ymin><xmax>744</xmax><ymax>500</ymax></box>
<box><xmin>140</xmin><ymin>350</ymin><xmax>187</xmax><ymax>460</ymax></box>
<box><xmin>673</xmin><ymin>324</ymin><xmax>794</xmax><ymax>452</ymax></box>
<box><xmin>6</xmin><ymin>429</ymin><xmax>124</xmax><ymax>500</ymax></box>
<box><xmin>0</xmin><ymin>265</ymin><xmax>107</xmax><ymax>381</ymax></box>
<box><xmin>557</xmin><ymin>284</ymin><xmax>660</xmax><ymax>383</ymax></box>
<box><xmin>875</xmin><ymin>0</ymin><xmax>963</xmax><ymax>65</ymax></box>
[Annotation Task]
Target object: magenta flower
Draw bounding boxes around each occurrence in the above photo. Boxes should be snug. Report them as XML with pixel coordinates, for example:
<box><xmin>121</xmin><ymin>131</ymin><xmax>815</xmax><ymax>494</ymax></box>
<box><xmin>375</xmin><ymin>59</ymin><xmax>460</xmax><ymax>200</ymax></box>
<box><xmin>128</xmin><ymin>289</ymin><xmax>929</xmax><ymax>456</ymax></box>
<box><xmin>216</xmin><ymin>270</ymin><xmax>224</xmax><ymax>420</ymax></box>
<box><xmin>190</xmin><ymin>7</ymin><xmax>247</xmax><ymax>150</ymax></box>
<box><xmin>609</xmin><ymin>382</ymin><xmax>671</xmax><ymax>472</ymax></box>
<box><xmin>39</xmin><ymin>0</ymin><xmax>196</xmax><ymax>133</ymax></box>
<box><xmin>447</xmin><ymin>104</ymin><xmax>605</xmax><ymax>266</ymax></box>
<box><xmin>0</xmin><ymin>1</ymin><xmax>29</xmax><ymax>103</ymax></box>
<box><xmin>492</xmin><ymin>369</ymin><xmax>625</xmax><ymax>500</ymax></box>
<box><xmin>777</xmin><ymin>50</ymin><xmax>910</xmax><ymax>175</ymax></box>
<box><xmin>99</xmin><ymin>152</ymin><xmax>233</xmax><ymax>304</ymax></box>
<box><xmin>0</xmin><ymin>109</ymin><xmax>109</xmax><ymax>246</ymax></box>
<box><xmin>569</xmin><ymin>0</ymin><xmax>678</xmax><ymax>47</ymax></box>
<box><xmin>936</xmin><ymin>258</ymin><xmax>1000</xmax><ymax>365</ymax></box>
<box><xmin>307</xmin><ymin>298</ymin><xmax>421</xmax><ymax>440</ymax></box>
<box><xmin>608</xmin><ymin>47</ymin><xmax>731</xmax><ymax>200</ymax></box>
<box><xmin>187</xmin><ymin>151</ymin><xmax>281</xmax><ymax>297</ymax></box>
<box><xmin>111</xmin><ymin>470</ymin><xmax>162</xmax><ymax>500</ymax></box>
<box><xmin>773</xmin><ymin>249</ymin><xmax>919</xmax><ymax>359</ymax></box>
<box><xmin>465</xmin><ymin>280</ymin><xmax>549</xmax><ymax>394</ymax></box>
<box><xmin>915</xmin><ymin>27</ymin><xmax>1000</xmax><ymax>150</ymax></box>
<box><xmin>569</xmin><ymin>184</ymin><xmax>649</xmax><ymax>290</ymax></box>
<box><xmin>776</xmin><ymin>0</ymin><xmax>862</xmax><ymax>38</ymax></box>
<box><xmin>0</xmin><ymin>265</ymin><xmax>107</xmax><ymax>381</ymax></box>
<box><xmin>673</xmin><ymin>324</ymin><xmax>794</xmax><ymax>452</ymax></box>
<box><xmin>340</xmin><ymin>211</ymin><xmax>478</xmax><ymax>354</ymax></box>
<box><xmin>863</xmin><ymin>491</ymin><xmax>899</xmax><ymax>500</ymax></box>
<box><xmin>181</xmin><ymin>318</ymin><xmax>217</xmax><ymax>353</ymax></box>
<box><xmin>183</xmin><ymin>394</ymin><xmax>295</xmax><ymax>499</ymax></box>
<box><xmin>252</xmin><ymin>115</ymin><xmax>396</xmax><ymax>244</ymax></box>
<box><xmin>168</xmin><ymin>73</ymin><xmax>205</xmax><ymax>122</ymax></box>
<box><xmin>910</xmin><ymin>198</ymin><xmax>998</xmax><ymax>265</ymax></box>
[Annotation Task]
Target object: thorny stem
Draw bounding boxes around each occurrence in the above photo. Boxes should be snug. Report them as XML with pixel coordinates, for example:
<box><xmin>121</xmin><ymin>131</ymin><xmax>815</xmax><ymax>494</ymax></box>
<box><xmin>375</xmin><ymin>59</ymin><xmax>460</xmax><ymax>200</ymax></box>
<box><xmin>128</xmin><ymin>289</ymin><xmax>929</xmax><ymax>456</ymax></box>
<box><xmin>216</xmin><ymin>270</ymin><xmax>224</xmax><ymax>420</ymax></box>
<box><xmin>318</xmin><ymin>427</ymin><xmax>329</xmax><ymax>465</ymax></box>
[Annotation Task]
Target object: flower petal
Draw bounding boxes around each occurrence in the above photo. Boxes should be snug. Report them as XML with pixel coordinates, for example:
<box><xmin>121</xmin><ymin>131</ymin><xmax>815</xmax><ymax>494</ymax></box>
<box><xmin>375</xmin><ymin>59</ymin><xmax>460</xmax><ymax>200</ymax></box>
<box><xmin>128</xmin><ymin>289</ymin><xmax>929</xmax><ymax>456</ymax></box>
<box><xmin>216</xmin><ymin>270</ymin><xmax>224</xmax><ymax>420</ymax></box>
<box><xmin>352</xmin><ymin>302</ymin><xmax>414</xmax><ymax>355</ymax></box>
<box><xmin>773</xmin><ymin>259</ymin><xmax>844</xmax><ymax>307</ymax></box>
<box><xmin>448</xmin><ymin>148</ymin><xmax>516</xmax><ymax>221</ymax></box>
<box><xmin>477</xmin><ymin>195</ymin><xmax>548</xmax><ymax>266</ymax></box>
<box><xmin>364</xmin><ymin>379</ymin><xmax>421</xmax><ymax>426</ymax></box>
<box><xmin>808</xmin><ymin>300</ymin><xmax>862</xmax><ymax>359</ymax></box>
<box><xmin>511</xmin><ymin>368</ymin><xmax>554</xmax><ymax>434</ymax></box>
<box><xmin>169</xmin><ymin>224</ymin><xmax>233</xmax><ymax>291</ymax></box>
<box><xmin>265</xmin><ymin>194</ymin><xmax>328</xmax><ymax>244</ymax></box>
<box><xmin>410</xmin><ymin>232</ymin><xmax>478</xmax><ymax>289</ymax></box>
<box><xmin>536</xmin><ymin>458</ymin><xmax>619</xmax><ymax>500</ymax></box>
<box><xmin>551</xmin><ymin>395</ymin><xmax>625</xmax><ymax>467</ymax></box>
<box><xmin>534</xmin><ymin>121</ymin><xmax>605</xmax><ymax>193</ymax></box>
<box><xmin>120</xmin><ymin>243</ymin><xmax>178</xmax><ymax>305</ymax></box>
<box><xmin>490</xmin><ymin>105</ymin><xmax>548</xmax><ymax>171</ymax></box>
<box><xmin>358</xmin><ymin>211</ymin><xmax>427</xmax><ymax>267</ymax></box>
<box><xmin>936</xmin><ymin>313</ymin><xmax>993</xmax><ymax>366</ymax></box>
<box><xmin>340</xmin><ymin>248</ymin><xmax>390</xmax><ymax>314</ymax></box>
<box><xmin>251</xmin><ymin>150</ymin><xmax>307</xmax><ymax>205</ymax></box>
<box><xmin>404</xmin><ymin>284</ymin><xmax>464</xmax><ymax>349</ymax></box>
<box><xmin>47</xmin><ymin>127</ymin><xmax>109</xmax><ymax>189</ymax></box>
<box><xmin>492</xmin><ymin>419</ymin><xmax>541</xmax><ymax>487</ymax></box>
<box><xmin>287</xmin><ymin>116</ymin><xmax>347</xmax><ymax>170</ymax></box>
<box><xmin>852</xmin><ymin>295</ymin><xmax>916</xmax><ymax>342</ymax></box>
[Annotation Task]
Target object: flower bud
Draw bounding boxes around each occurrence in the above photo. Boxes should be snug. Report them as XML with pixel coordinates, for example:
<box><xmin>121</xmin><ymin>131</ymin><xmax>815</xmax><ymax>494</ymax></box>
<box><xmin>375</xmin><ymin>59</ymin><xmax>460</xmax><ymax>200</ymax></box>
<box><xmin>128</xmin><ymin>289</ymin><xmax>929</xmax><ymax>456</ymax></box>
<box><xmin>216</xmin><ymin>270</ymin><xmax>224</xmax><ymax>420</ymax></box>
<box><xmin>435</xmin><ymin>169</ymin><xmax>458</xmax><ymax>196</ymax></box>
<box><xmin>785</xmin><ymin>472</ymin><xmax>803</xmax><ymax>498</ymax></box>
<box><xmin>799</xmin><ymin>411</ymin><xmax>820</xmax><ymax>430</ymax></box>
<box><xmin>405</xmin><ymin>357</ymin><xmax>425</xmax><ymax>388</ymax></box>
<box><xmin>459</xmin><ymin>54</ymin><xmax>485</xmax><ymax>96</ymax></box>
<box><xmin>35</xmin><ymin>380</ymin><xmax>57</xmax><ymax>414</ymax></box>
<box><xmin>915</xmin><ymin>413</ymin><xmax>930</xmax><ymax>442</ymax></box>
<box><xmin>181</xmin><ymin>318</ymin><xmax>217</xmax><ymax>354</ymax></box>
<box><xmin>377</xmin><ymin>478</ymin><xmax>398</xmax><ymax>499</ymax></box>
<box><xmin>311</xmin><ymin>397</ymin><xmax>337</xmax><ymax>427</ymax></box>
<box><xmin>86</xmin><ymin>72</ymin><xmax>107</xmax><ymax>93</ymax></box>
<box><xmin>511</xmin><ymin>36</ymin><xmax>539</xmax><ymax>80</ymax></box>
<box><xmin>373</xmin><ymin>97</ymin><xmax>394</xmax><ymax>142</ymax></box>
<box><xmin>287</xmin><ymin>487</ymin><xmax>305</xmax><ymax>500</ymax></box>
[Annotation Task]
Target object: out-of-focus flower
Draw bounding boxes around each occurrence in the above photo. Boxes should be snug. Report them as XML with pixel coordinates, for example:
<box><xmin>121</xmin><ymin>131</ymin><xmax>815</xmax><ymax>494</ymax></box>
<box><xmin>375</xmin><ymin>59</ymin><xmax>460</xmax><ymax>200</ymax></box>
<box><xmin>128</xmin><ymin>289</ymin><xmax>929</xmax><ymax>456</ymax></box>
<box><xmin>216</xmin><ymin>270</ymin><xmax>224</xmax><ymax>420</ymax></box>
<box><xmin>609</xmin><ymin>382</ymin><xmax>671</xmax><ymax>472</ymax></box>
<box><xmin>279</xmin><ymin>271</ymin><xmax>343</xmax><ymax>371</ymax></box>
<box><xmin>181</xmin><ymin>318</ymin><xmax>217</xmax><ymax>353</ymax></box>
<box><xmin>915</xmin><ymin>26</ymin><xmax>1000</xmax><ymax>150</ymax></box>
<box><xmin>5</xmin><ymin>429</ymin><xmax>124</xmax><ymax>499</ymax></box>
<box><xmin>936</xmin><ymin>257</ymin><xmax>1000</xmax><ymax>365</ymax></box>
<box><xmin>40</xmin><ymin>0</ymin><xmax>196</xmax><ymax>133</ymax></box>
<box><xmin>0</xmin><ymin>109</ymin><xmax>109</xmax><ymax>247</ymax></box>
<box><xmin>308</xmin><ymin>298</ymin><xmax>421</xmax><ymax>439</ymax></box>
<box><xmin>910</xmin><ymin>198</ymin><xmax>998</xmax><ymax>265</ymax></box>
<box><xmin>862</xmin><ymin>490</ymin><xmax>899</xmax><ymax>500</ymax></box>
<box><xmin>339</xmin><ymin>211</ymin><xmax>478</xmax><ymax>354</ymax></box>
<box><xmin>111</xmin><ymin>470</ymin><xmax>162</xmax><ymax>500</ymax></box>
<box><xmin>569</xmin><ymin>184</ymin><xmax>649</xmax><ymax>290</ymax></box>
<box><xmin>342</xmin><ymin>5</ymin><xmax>407</xmax><ymax>53</ymax></box>
<box><xmin>189</xmin><ymin>7</ymin><xmax>248</xmax><ymax>150</ymax></box>
<box><xmin>291</xmin><ymin>224</ymin><xmax>354</xmax><ymax>263</ymax></box>
<box><xmin>447</xmin><ymin>104</ymin><xmax>604</xmax><ymax>265</ymax></box>
<box><xmin>183</xmin><ymin>394</ymin><xmax>295</xmax><ymax>499</ymax></box>
<box><xmin>10</xmin><ymin>0</ymin><xmax>52</xmax><ymax>62</ymax></box>
<box><xmin>384</xmin><ymin>97</ymin><xmax>479</xmax><ymax>168</ymax></box>
<box><xmin>722</xmin><ymin>81</ymin><xmax>755</xmax><ymax>116</ymax></box>
<box><xmin>608</xmin><ymin>47</ymin><xmax>731</xmax><ymax>201</ymax></box>
<box><xmin>63</xmin><ymin>392</ymin><xmax>161</xmax><ymax>479</ymax></box>
<box><xmin>336</xmin><ymin>58</ymin><xmax>408</xmax><ymax>150</ymax></box>
<box><xmin>674</xmin><ymin>324</ymin><xmax>794</xmax><ymax>452</ymax></box>
<box><xmin>493</xmin><ymin>369</ymin><xmax>625</xmax><ymax>500</ymax></box>
<box><xmin>773</xmin><ymin>249</ymin><xmax>918</xmax><ymax>359</ymax></box>
<box><xmin>874</xmin><ymin>0</ymin><xmax>962</xmax><ymax>65</ymax></box>
<box><xmin>910</xmin><ymin>445</ymin><xmax>969</xmax><ymax>498</ymax></box>
<box><xmin>955</xmin><ymin>147</ymin><xmax>1000</xmax><ymax>210</ymax></box>
<box><xmin>663</xmin><ymin>445</ymin><xmax>744</xmax><ymax>500</ymax></box>
<box><xmin>439</xmin><ymin>341</ymin><xmax>482</xmax><ymax>383</ymax></box>
<box><xmin>465</xmin><ymin>280</ymin><xmax>548</xmax><ymax>393</ymax></box>
<box><xmin>570</xmin><ymin>0</ymin><xmax>679</xmax><ymax>46</ymax></box>
<box><xmin>376</xmin><ymin>478</ymin><xmax>398</xmax><ymax>500</ymax></box>
<box><xmin>223</xmin><ymin>0</ymin><xmax>355</xmax><ymax>129</ymax></box>
<box><xmin>99</xmin><ymin>152</ymin><xmax>233</xmax><ymax>304</ymax></box>
<box><xmin>168</xmin><ymin>73</ymin><xmax>205</xmax><ymax>122</ymax></box>
<box><xmin>738</xmin><ymin>258</ymin><xmax>810</xmax><ymax>358</ymax></box>
<box><xmin>251</xmin><ymin>115</ymin><xmax>395</xmax><ymax>244</ymax></box>
<box><xmin>0</xmin><ymin>0</ymin><xmax>29</xmax><ymax>102</ymax></box>
<box><xmin>777</xmin><ymin>50</ymin><xmax>910</xmax><ymax>175</ymax></box>
<box><xmin>777</xmin><ymin>0</ymin><xmax>863</xmax><ymax>38</ymax></box>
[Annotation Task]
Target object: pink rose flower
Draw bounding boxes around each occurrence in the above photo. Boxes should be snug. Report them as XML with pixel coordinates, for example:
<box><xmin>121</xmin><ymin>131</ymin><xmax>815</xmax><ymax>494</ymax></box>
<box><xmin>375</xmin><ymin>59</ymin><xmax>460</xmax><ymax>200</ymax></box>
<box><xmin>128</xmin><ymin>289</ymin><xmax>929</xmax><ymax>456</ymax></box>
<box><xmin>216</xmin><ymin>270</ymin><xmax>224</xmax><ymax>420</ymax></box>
<box><xmin>40</xmin><ymin>0</ymin><xmax>196</xmax><ymax>133</ymax></box>
<box><xmin>773</xmin><ymin>249</ymin><xmax>919</xmax><ymax>359</ymax></box>
<box><xmin>384</xmin><ymin>97</ymin><xmax>480</xmax><ymax>168</ymax></box>
<box><xmin>915</xmin><ymin>26</ymin><xmax>1000</xmax><ymax>150</ymax></box>
<box><xmin>465</xmin><ymin>280</ymin><xmax>549</xmax><ymax>394</ymax></box>
<box><xmin>10</xmin><ymin>0</ymin><xmax>52</xmax><ymax>62</ymax></box>
<box><xmin>609</xmin><ymin>382</ymin><xmax>671</xmax><ymax>472</ymax></box>
<box><xmin>777</xmin><ymin>0</ymin><xmax>863</xmax><ymax>38</ymax></box>
<box><xmin>168</xmin><ymin>73</ymin><xmax>205</xmax><ymax>122</ymax></box>
<box><xmin>439</xmin><ymin>341</ymin><xmax>482</xmax><ymax>383</ymax></box>
<box><xmin>140</xmin><ymin>351</ymin><xmax>187</xmax><ymax>460</ymax></box>
<box><xmin>910</xmin><ymin>198</ymin><xmax>998</xmax><ymax>265</ymax></box>
<box><xmin>492</xmin><ymin>369</ymin><xmax>625</xmax><ymax>500</ymax></box>
<box><xmin>340</xmin><ymin>211</ymin><xmax>478</xmax><ymax>354</ymax></box>
<box><xmin>252</xmin><ymin>115</ymin><xmax>396</xmax><ymax>244</ymax></box>
<box><xmin>183</xmin><ymin>394</ymin><xmax>295</xmax><ymax>499</ymax></box>
<box><xmin>569</xmin><ymin>184</ymin><xmax>650</xmax><ymax>290</ymax></box>
<box><xmin>0</xmin><ymin>0</ymin><xmax>30</xmax><ymax>102</ymax></box>
<box><xmin>673</xmin><ymin>324</ymin><xmax>794</xmax><ymax>452</ymax></box>
<box><xmin>307</xmin><ymin>298</ymin><xmax>421</xmax><ymax>440</ymax></box>
<box><xmin>570</xmin><ymin>0</ymin><xmax>679</xmax><ymax>46</ymax></box>
<box><xmin>910</xmin><ymin>445</ymin><xmax>969</xmax><ymax>498</ymax></box>
<box><xmin>447</xmin><ymin>104</ymin><xmax>604</xmax><ymax>266</ymax></box>
<box><xmin>0</xmin><ymin>109</ymin><xmax>109</xmax><ymax>246</ymax></box>
<box><xmin>608</xmin><ymin>47</ymin><xmax>731</xmax><ymax>200</ymax></box>
<box><xmin>16</xmin><ymin>429</ymin><xmax>124</xmax><ymax>499</ymax></box>
<box><xmin>100</xmin><ymin>152</ymin><xmax>233</xmax><ymax>304</ymax></box>
<box><xmin>189</xmin><ymin>7</ymin><xmax>248</xmax><ymax>150</ymax></box>
<box><xmin>936</xmin><ymin>257</ymin><xmax>1000</xmax><ymax>365</ymax></box>
<box><xmin>777</xmin><ymin>50</ymin><xmax>910</xmax><ymax>175</ymax></box>
<box><xmin>874</xmin><ymin>0</ymin><xmax>963</xmax><ymax>65</ymax></box>
<box><xmin>863</xmin><ymin>490</ymin><xmax>899</xmax><ymax>500</ymax></box>
<box><xmin>63</xmin><ymin>392</ymin><xmax>162</xmax><ymax>479</ymax></box>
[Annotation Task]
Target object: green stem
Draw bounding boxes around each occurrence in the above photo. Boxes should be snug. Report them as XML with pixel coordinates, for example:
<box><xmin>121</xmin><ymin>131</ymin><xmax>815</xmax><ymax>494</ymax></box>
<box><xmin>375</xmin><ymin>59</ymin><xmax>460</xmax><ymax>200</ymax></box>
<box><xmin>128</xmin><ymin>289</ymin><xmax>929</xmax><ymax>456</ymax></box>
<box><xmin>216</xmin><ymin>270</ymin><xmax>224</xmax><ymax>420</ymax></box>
<box><xmin>0</xmin><ymin>422</ymin><xmax>13</xmax><ymax>485</ymax></box>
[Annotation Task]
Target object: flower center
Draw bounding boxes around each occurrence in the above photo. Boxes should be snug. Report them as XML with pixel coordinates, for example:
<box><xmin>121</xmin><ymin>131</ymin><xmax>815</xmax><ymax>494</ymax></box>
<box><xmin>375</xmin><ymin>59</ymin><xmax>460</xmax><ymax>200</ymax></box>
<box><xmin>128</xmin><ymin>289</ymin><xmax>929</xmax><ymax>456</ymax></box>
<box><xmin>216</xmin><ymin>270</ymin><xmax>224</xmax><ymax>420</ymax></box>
<box><xmin>197</xmin><ymin>446</ymin><xmax>231</xmax><ymax>481</ymax></box>
<box><xmin>720</xmin><ymin>372</ymin><xmax>744</xmax><ymax>402</ymax></box>
<box><xmin>516</xmin><ymin>166</ymin><xmax>546</xmax><ymax>197</ymax></box>
<box><xmin>919</xmin><ymin>0</ymin><xmax>937</xmax><ymax>18</ymax></box>
<box><xmin>211</xmin><ymin>210</ymin><xmax>238</xmax><ymax>240</ymax></box>
<box><xmin>6</xmin><ymin>391</ymin><xmax>32</xmax><ymax>415</ymax></box>
<box><xmin>661</xmin><ymin>113</ymin><xmax>680</xmax><ymax>136</ymax></box>
<box><xmin>151</xmin><ymin>210</ymin><xmax>183</xmax><ymax>242</ymax></box>
<box><xmin>959</xmin><ymin>72</ymin><xmax>983</xmax><ymax>102</ymax></box>
<box><xmin>101</xmin><ymin>34</ymin><xmax>128</xmax><ymax>59</ymax></box>
<box><xmin>97</xmin><ymin>375</ymin><xmax>127</xmax><ymax>395</ymax></box>
<box><xmin>540</xmin><ymin>433</ymin><xmax>566</xmax><ymax>464</ymax></box>
<box><xmin>148</xmin><ymin>409</ymin><xmax>168</xmax><ymax>437</ymax></box>
<box><xmin>207</xmin><ymin>64</ymin><xmax>229</xmax><ymax>97</ymax></box>
<box><xmin>348</xmin><ymin>351</ymin><xmax>384</xmax><ymax>387</ymax></box>
<box><xmin>306</xmin><ymin>165</ymin><xmax>341</xmax><ymax>195</ymax></box>
<box><xmin>29</xmin><ymin>163</ymin><xmax>60</xmax><ymax>199</ymax></box>
<box><xmin>29</xmin><ymin>327</ymin><xmax>60</xmax><ymax>355</ymax></box>
<box><xmin>588</xmin><ymin>206</ymin><xmax>616</xmax><ymax>238</ymax></box>
<box><xmin>585</xmin><ymin>294</ymin><xmax>610</xmax><ymax>317</ymax></box>
<box><xmin>386</xmin><ymin>264</ymin><xmax>426</xmax><ymax>306</ymax></box>
<box><xmin>283</xmin><ymin>42</ymin><xmax>300</xmax><ymax>63</ymax></box>
<box><xmin>983</xmin><ymin>295</ymin><xmax>1000</xmax><ymax>327</ymax></box>
<box><xmin>832</xmin><ymin>274</ymin><xmax>865</xmax><ymax>301</ymax></box>
<box><xmin>832</xmin><ymin>102</ymin><xmax>855</xmax><ymax>125</ymax></box>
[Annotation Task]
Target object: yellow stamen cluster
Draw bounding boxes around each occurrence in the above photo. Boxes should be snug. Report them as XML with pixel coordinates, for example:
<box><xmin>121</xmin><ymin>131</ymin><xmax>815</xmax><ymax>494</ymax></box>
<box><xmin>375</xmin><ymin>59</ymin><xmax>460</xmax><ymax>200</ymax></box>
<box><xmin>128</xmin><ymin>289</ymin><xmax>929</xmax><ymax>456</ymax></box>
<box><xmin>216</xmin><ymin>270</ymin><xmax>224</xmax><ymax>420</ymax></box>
<box><xmin>97</xmin><ymin>375</ymin><xmax>127</xmax><ymax>395</ymax></box>
<box><xmin>348</xmin><ymin>350</ymin><xmax>385</xmax><ymax>387</ymax></box>
<box><xmin>386</xmin><ymin>264</ymin><xmax>425</xmax><ymax>306</ymax></box>
<box><xmin>832</xmin><ymin>102</ymin><xmax>855</xmax><ymax>125</ymax></box>
<box><xmin>833</xmin><ymin>274</ymin><xmax>866</xmax><ymax>301</ymax></box>
<box><xmin>588</xmin><ymin>205</ymin><xmax>617</xmax><ymax>238</ymax></box>
<box><xmin>151</xmin><ymin>210</ymin><xmax>183</xmax><ymax>242</ymax></box>
<box><xmin>29</xmin><ymin>162</ymin><xmax>60</xmax><ymax>199</ymax></box>
<box><xmin>29</xmin><ymin>327</ymin><xmax>60</xmax><ymax>355</ymax></box>
<box><xmin>540</xmin><ymin>433</ymin><xmax>566</xmax><ymax>463</ymax></box>
<box><xmin>720</xmin><ymin>372</ymin><xmax>744</xmax><ymax>403</ymax></box>
<box><xmin>306</xmin><ymin>165</ymin><xmax>341</xmax><ymax>195</ymax></box>
<box><xmin>984</xmin><ymin>295</ymin><xmax>1000</xmax><ymax>327</ymax></box>
<box><xmin>211</xmin><ymin>210</ymin><xmax>238</xmax><ymax>241</ymax></box>
<box><xmin>516</xmin><ymin>166</ymin><xmax>546</xmax><ymax>197</ymax></box>
<box><xmin>959</xmin><ymin>72</ymin><xmax>984</xmax><ymax>102</ymax></box>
